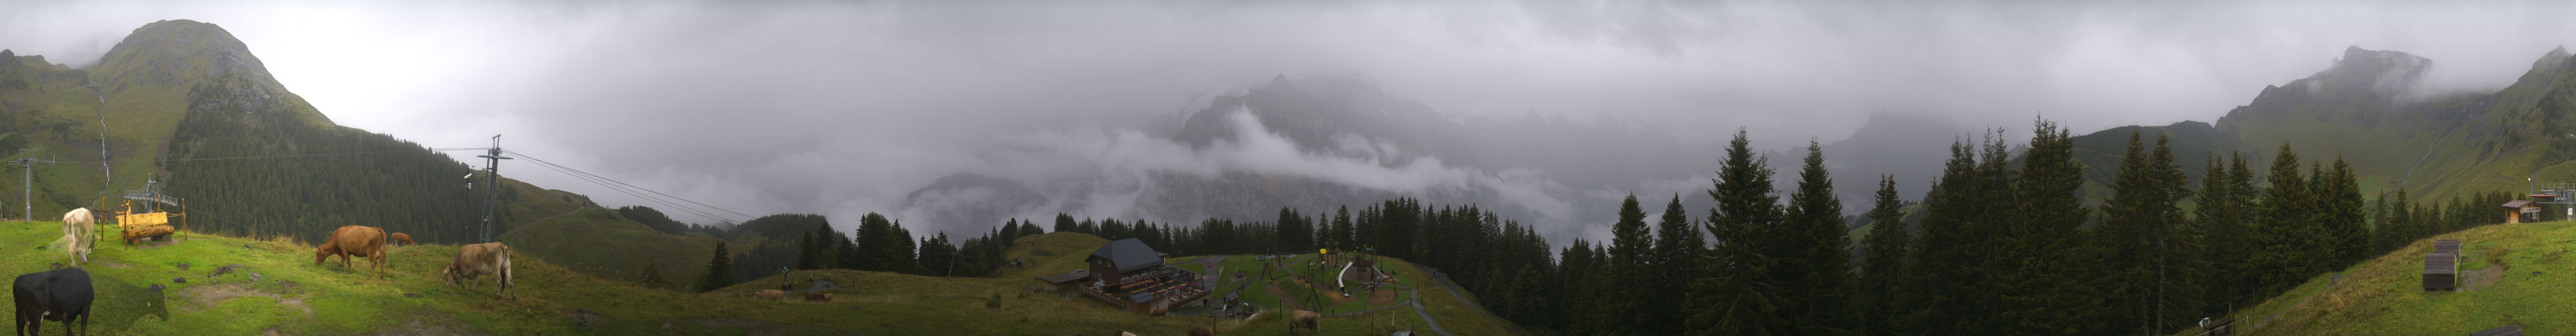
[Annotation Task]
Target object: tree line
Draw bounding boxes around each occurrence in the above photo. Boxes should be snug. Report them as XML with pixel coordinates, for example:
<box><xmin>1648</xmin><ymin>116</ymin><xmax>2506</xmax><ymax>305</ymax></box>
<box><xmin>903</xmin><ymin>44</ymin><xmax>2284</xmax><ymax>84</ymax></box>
<box><xmin>672</xmin><ymin>118</ymin><xmax>2513</xmax><ymax>336</ymax></box>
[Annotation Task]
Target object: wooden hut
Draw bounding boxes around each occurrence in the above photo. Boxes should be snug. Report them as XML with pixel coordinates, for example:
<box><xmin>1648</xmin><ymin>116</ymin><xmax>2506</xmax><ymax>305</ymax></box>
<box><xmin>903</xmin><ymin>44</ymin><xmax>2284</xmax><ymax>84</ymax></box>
<box><xmin>2501</xmin><ymin>200</ymin><xmax>2540</xmax><ymax>223</ymax></box>
<box><xmin>2424</xmin><ymin>253</ymin><xmax>2458</xmax><ymax>290</ymax></box>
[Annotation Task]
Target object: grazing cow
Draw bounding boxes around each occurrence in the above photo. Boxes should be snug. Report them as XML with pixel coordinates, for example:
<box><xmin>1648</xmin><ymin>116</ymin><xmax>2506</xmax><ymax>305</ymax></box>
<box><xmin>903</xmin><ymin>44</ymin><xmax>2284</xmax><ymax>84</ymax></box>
<box><xmin>314</xmin><ymin>225</ymin><xmax>389</xmax><ymax>279</ymax></box>
<box><xmin>754</xmin><ymin>290</ymin><xmax>785</xmax><ymax>301</ymax></box>
<box><xmin>387</xmin><ymin>233</ymin><xmax>414</xmax><ymax>247</ymax></box>
<box><xmin>1288</xmin><ymin>310</ymin><xmax>1318</xmax><ymax>333</ymax></box>
<box><xmin>1187</xmin><ymin>325</ymin><xmax>1213</xmax><ymax>336</ymax></box>
<box><xmin>802</xmin><ymin>292</ymin><xmax>833</xmax><ymax>303</ymax></box>
<box><xmin>441</xmin><ymin>242</ymin><xmax>515</xmax><ymax>299</ymax></box>
<box><xmin>13</xmin><ymin>268</ymin><xmax>93</xmax><ymax>336</ymax></box>
<box><xmin>58</xmin><ymin>209</ymin><xmax>95</xmax><ymax>266</ymax></box>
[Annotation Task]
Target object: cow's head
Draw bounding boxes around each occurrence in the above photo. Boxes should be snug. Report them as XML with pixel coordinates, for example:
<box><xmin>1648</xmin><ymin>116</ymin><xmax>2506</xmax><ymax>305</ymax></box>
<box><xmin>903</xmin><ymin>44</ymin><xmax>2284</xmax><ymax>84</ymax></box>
<box><xmin>441</xmin><ymin>263</ymin><xmax>459</xmax><ymax>285</ymax></box>
<box><xmin>314</xmin><ymin>247</ymin><xmax>330</xmax><ymax>264</ymax></box>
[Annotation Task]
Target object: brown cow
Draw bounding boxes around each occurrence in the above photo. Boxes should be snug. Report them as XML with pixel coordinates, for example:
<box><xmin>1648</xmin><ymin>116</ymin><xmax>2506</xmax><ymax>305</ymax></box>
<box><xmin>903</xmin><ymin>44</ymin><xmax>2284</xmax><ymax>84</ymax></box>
<box><xmin>754</xmin><ymin>289</ymin><xmax>786</xmax><ymax>301</ymax></box>
<box><xmin>387</xmin><ymin>233</ymin><xmax>414</xmax><ymax>246</ymax></box>
<box><xmin>314</xmin><ymin>225</ymin><xmax>389</xmax><ymax>279</ymax></box>
<box><xmin>1288</xmin><ymin>310</ymin><xmax>1318</xmax><ymax>333</ymax></box>
<box><xmin>1187</xmin><ymin>325</ymin><xmax>1213</xmax><ymax>336</ymax></box>
<box><xmin>802</xmin><ymin>292</ymin><xmax>833</xmax><ymax>303</ymax></box>
<box><xmin>442</xmin><ymin>242</ymin><xmax>515</xmax><ymax>299</ymax></box>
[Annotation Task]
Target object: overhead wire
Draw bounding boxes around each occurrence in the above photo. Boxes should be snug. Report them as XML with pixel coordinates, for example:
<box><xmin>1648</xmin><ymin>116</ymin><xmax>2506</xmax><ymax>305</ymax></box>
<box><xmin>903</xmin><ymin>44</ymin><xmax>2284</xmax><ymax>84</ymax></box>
<box><xmin>512</xmin><ymin>153</ymin><xmax>729</xmax><ymax>223</ymax></box>
<box><xmin>505</xmin><ymin>149</ymin><xmax>757</xmax><ymax>220</ymax></box>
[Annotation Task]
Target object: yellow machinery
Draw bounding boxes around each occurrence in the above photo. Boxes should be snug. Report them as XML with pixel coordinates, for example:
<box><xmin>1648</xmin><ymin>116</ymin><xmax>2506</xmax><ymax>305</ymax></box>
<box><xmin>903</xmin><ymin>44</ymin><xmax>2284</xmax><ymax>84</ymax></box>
<box><xmin>114</xmin><ymin>198</ymin><xmax>183</xmax><ymax>244</ymax></box>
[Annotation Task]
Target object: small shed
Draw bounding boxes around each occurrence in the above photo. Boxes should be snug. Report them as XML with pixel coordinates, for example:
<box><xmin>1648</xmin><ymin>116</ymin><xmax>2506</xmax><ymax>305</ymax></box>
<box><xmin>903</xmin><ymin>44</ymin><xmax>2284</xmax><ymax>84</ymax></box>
<box><xmin>2424</xmin><ymin>253</ymin><xmax>2458</xmax><ymax>291</ymax></box>
<box><xmin>2501</xmin><ymin>200</ymin><xmax>2540</xmax><ymax>223</ymax></box>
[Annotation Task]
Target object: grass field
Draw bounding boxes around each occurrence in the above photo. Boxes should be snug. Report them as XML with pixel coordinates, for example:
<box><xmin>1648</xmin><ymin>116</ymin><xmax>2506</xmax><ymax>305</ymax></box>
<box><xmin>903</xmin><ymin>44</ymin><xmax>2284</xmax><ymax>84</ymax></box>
<box><xmin>2199</xmin><ymin>220</ymin><xmax>2576</xmax><ymax>335</ymax></box>
<box><xmin>0</xmin><ymin>225</ymin><xmax>1511</xmax><ymax>335</ymax></box>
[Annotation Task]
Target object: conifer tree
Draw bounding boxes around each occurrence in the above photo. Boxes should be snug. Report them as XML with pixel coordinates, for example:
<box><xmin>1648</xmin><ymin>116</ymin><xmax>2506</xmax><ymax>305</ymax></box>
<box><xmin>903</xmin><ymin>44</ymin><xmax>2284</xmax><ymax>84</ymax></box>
<box><xmin>1599</xmin><ymin>194</ymin><xmax>1653</xmax><ymax>336</ymax></box>
<box><xmin>1857</xmin><ymin>175</ymin><xmax>1909</xmax><ymax>336</ymax></box>
<box><xmin>1055</xmin><ymin>213</ymin><xmax>1075</xmax><ymax>233</ymax></box>
<box><xmin>1894</xmin><ymin>136</ymin><xmax>1997</xmax><ymax>335</ymax></box>
<box><xmin>1785</xmin><ymin>140</ymin><xmax>1855</xmax><ymax>335</ymax></box>
<box><xmin>2323</xmin><ymin>159</ymin><xmax>2367</xmax><ymax>265</ymax></box>
<box><xmin>2197</xmin><ymin>152</ymin><xmax>2256</xmax><ymax>312</ymax></box>
<box><xmin>695</xmin><ymin>242</ymin><xmax>734</xmax><ymax>292</ymax></box>
<box><xmin>2096</xmin><ymin>132</ymin><xmax>2201</xmax><ymax>335</ymax></box>
<box><xmin>1652</xmin><ymin>194</ymin><xmax>1703</xmax><ymax>335</ymax></box>
<box><xmin>2253</xmin><ymin>144</ymin><xmax>2317</xmax><ymax>295</ymax></box>
<box><xmin>1687</xmin><ymin>129</ymin><xmax>1788</xmax><ymax>336</ymax></box>
<box><xmin>1994</xmin><ymin>119</ymin><xmax>2105</xmax><ymax>334</ymax></box>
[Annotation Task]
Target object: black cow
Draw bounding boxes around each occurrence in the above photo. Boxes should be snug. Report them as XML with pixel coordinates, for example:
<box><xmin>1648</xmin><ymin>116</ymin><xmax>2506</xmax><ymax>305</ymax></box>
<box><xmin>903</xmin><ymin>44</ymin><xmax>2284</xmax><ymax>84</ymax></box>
<box><xmin>13</xmin><ymin>268</ymin><xmax>92</xmax><ymax>336</ymax></box>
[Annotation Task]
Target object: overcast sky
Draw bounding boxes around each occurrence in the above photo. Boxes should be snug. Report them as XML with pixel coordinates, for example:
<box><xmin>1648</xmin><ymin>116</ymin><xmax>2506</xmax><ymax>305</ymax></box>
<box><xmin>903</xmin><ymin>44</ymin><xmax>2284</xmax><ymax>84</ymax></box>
<box><xmin>6</xmin><ymin>0</ymin><xmax>2576</xmax><ymax>240</ymax></box>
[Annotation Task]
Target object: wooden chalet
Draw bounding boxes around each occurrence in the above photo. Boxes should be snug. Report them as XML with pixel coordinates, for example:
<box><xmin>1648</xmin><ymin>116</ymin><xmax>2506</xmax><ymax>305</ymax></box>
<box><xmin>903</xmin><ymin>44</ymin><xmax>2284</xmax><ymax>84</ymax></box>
<box><xmin>1031</xmin><ymin>238</ymin><xmax>1210</xmax><ymax>315</ymax></box>
<box><xmin>2501</xmin><ymin>200</ymin><xmax>2540</xmax><ymax>223</ymax></box>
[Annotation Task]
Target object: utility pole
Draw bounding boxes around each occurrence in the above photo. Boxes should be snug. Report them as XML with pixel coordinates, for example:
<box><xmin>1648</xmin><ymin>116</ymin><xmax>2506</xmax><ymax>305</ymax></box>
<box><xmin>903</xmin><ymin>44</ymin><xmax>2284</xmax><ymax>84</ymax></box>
<box><xmin>475</xmin><ymin>135</ymin><xmax>511</xmax><ymax>243</ymax></box>
<box><xmin>12</xmin><ymin>156</ymin><xmax>53</xmax><ymax>222</ymax></box>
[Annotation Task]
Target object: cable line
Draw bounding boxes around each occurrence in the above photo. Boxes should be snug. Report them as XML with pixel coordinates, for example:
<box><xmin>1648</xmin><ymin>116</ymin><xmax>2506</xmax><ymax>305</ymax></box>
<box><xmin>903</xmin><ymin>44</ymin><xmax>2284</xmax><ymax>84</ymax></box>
<box><xmin>507</xmin><ymin>149</ymin><xmax>757</xmax><ymax>221</ymax></box>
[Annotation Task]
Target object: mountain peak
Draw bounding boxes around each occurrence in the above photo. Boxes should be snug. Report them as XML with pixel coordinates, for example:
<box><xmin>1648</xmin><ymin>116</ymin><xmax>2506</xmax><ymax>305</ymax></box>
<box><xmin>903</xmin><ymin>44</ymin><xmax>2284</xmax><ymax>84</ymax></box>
<box><xmin>2292</xmin><ymin>46</ymin><xmax>2430</xmax><ymax>99</ymax></box>
<box><xmin>91</xmin><ymin>19</ymin><xmax>274</xmax><ymax>91</ymax></box>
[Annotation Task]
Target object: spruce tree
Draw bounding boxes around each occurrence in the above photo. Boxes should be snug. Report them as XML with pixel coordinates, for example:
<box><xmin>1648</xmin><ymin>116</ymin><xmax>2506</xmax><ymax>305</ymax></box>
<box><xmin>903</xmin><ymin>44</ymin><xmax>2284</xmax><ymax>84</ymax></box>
<box><xmin>1894</xmin><ymin>136</ymin><xmax>1996</xmax><ymax>335</ymax></box>
<box><xmin>2323</xmin><ymin>158</ymin><xmax>2367</xmax><ymax>265</ymax></box>
<box><xmin>695</xmin><ymin>242</ymin><xmax>735</xmax><ymax>292</ymax></box>
<box><xmin>1687</xmin><ymin>129</ymin><xmax>1788</xmax><ymax>336</ymax></box>
<box><xmin>1652</xmin><ymin>194</ymin><xmax>1703</xmax><ymax>335</ymax></box>
<box><xmin>1994</xmin><ymin>119</ymin><xmax>2105</xmax><ymax>335</ymax></box>
<box><xmin>2096</xmin><ymin>132</ymin><xmax>2200</xmax><ymax>335</ymax></box>
<box><xmin>1785</xmin><ymin>140</ymin><xmax>1855</xmax><ymax>335</ymax></box>
<box><xmin>1600</xmin><ymin>194</ymin><xmax>1653</xmax><ymax>336</ymax></box>
<box><xmin>2253</xmin><ymin>144</ymin><xmax>2316</xmax><ymax>295</ymax></box>
<box><xmin>2197</xmin><ymin>152</ymin><xmax>2256</xmax><ymax>312</ymax></box>
<box><xmin>1857</xmin><ymin>175</ymin><xmax>1909</xmax><ymax>336</ymax></box>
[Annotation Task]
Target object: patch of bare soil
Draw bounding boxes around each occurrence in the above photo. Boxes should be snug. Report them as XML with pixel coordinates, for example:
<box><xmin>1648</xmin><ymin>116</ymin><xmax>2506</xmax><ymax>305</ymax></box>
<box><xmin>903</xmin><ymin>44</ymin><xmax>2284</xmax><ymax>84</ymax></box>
<box><xmin>366</xmin><ymin>311</ymin><xmax>481</xmax><ymax>336</ymax></box>
<box><xmin>1368</xmin><ymin>289</ymin><xmax>1397</xmax><ymax>305</ymax></box>
<box><xmin>183</xmin><ymin>284</ymin><xmax>313</xmax><ymax>318</ymax></box>
<box><xmin>2462</xmin><ymin>265</ymin><xmax>2507</xmax><ymax>291</ymax></box>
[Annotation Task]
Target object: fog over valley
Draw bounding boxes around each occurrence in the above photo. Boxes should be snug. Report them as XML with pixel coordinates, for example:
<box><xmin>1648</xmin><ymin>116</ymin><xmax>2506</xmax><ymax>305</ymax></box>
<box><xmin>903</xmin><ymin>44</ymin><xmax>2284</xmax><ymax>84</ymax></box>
<box><xmin>10</xmin><ymin>0</ymin><xmax>2576</xmax><ymax>245</ymax></box>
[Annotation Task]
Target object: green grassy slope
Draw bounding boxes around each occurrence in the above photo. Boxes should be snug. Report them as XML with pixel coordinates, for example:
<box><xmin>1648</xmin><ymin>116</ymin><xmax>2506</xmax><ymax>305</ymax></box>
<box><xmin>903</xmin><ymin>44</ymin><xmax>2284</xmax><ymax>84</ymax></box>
<box><xmin>2067</xmin><ymin>47</ymin><xmax>2576</xmax><ymax>203</ymax></box>
<box><xmin>2199</xmin><ymin>221</ymin><xmax>2576</xmax><ymax>335</ymax></box>
<box><xmin>0</xmin><ymin>227</ymin><xmax>1512</xmax><ymax>335</ymax></box>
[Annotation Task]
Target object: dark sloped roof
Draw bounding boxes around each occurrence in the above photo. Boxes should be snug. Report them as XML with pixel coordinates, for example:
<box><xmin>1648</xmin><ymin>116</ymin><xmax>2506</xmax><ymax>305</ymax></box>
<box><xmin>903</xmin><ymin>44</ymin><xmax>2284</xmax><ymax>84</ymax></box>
<box><xmin>2503</xmin><ymin>200</ymin><xmax>2534</xmax><ymax>208</ymax></box>
<box><xmin>1092</xmin><ymin>238</ymin><xmax>1165</xmax><ymax>272</ymax></box>
<box><xmin>1036</xmin><ymin>269</ymin><xmax>1090</xmax><ymax>284</ymax></box>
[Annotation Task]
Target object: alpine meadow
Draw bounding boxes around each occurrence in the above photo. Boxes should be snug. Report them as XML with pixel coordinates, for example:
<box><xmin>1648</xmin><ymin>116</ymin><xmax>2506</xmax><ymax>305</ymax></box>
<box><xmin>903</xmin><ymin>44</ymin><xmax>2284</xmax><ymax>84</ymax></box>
<box><xmin>6</xmin><ymin>2</ymin><xmax>2576</xmax><ymax>336</ymax></box>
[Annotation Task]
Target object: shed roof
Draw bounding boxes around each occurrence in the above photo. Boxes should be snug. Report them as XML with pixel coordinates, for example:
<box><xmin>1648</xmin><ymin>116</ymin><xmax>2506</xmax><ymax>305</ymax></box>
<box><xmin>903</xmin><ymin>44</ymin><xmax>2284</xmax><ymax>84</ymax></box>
<box><xmin>2435</xmin><ymin>239</ymin><xmax>2463</xmax><ymax>255</ymax></box>
<box><xmin>1092</xmin><ymin>238</ymin><xmax>1166</xmax><ymax>273</ymax></box>
<box><xmin>2425</xmin><ymin>253</ymin><xmax>2457</xmax><ymax>274</ymax></box>
<box><xmin>1036</xmin><ymin>269</ymin><xmax>1090</xmax><ymax>284</ymax></box>
<box><xmin>2503</xmin><ymin>200</ymin><xmax>2535</xmax><ymax>208</ymax></box>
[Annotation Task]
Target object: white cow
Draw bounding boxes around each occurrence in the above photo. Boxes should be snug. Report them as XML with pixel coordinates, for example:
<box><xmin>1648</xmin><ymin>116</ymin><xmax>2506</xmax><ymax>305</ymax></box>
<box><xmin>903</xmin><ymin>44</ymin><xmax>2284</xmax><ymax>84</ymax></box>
<box><xmin>59</xmin><ymin>208</ymin><xmax>96</xmax><ymax>265</ymax></box>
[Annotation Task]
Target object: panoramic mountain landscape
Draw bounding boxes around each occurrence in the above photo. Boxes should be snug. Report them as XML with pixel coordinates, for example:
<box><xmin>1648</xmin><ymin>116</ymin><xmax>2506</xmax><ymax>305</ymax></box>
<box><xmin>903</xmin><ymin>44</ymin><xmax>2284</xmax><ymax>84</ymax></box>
<box><xmin>7</xmin><ymin>1</ymin><xmax>2576</xmax><ymax>335</ymax></box>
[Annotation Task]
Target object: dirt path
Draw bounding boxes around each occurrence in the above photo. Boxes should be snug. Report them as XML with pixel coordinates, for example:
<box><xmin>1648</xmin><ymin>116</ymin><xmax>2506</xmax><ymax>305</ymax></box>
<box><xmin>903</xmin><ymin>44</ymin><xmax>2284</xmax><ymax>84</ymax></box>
<box><xmin>1406</xmin><ymin>288</ymin><xmax>1454</xmax><ymax>336</ymax></box>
